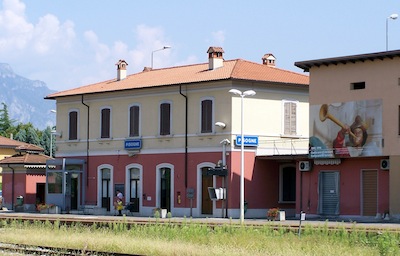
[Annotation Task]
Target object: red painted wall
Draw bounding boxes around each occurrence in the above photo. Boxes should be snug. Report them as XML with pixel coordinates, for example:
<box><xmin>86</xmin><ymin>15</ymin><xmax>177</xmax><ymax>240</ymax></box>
<box><xmin>297</xmin><ymin>157</ymin><xmax>389</xmax><ymax>215</ymax></box>
<box><xmin>2</xmin><ymin>172</ymin><xmax>45</xmax><ymax>206</ymax></box>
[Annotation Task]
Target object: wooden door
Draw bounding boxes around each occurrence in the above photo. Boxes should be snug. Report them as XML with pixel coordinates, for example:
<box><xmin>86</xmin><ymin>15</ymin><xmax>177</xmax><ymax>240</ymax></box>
<box><xmin>362</xmin><ymin>170</ymin><xmax>377</xmax><ymax>216</ymax></box>
<box><xmin>201</xmin><ymin>168</ymin><xmax>213</xmax><ymax>215</ymax></box>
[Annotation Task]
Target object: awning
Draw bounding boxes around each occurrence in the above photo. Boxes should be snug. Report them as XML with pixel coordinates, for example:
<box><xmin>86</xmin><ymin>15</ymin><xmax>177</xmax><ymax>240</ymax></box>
<box><xmin>314</xmin><ymin>159</ymin><xmax>341</xmax><ymax>165</ymax></box>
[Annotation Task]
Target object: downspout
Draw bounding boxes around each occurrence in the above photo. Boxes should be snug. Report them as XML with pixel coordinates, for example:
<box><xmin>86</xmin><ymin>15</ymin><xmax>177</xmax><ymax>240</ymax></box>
<box><xmin>179</xmin><ymin>85</ymin><xmax>188</xmax><ymax>188</ymax></box>
<box><xmin>8</xmin><ymin>164</ymin><xmax>15</xmax><ymax>210</ymax></box>
<box><xmin>81</xmin><ymin>95</ymin><xmax>90</xmax><ymax>188</ymax></box>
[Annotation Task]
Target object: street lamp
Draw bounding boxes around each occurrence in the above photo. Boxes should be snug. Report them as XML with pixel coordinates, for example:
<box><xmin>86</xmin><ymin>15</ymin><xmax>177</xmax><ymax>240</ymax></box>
<box><xmin>229</xmin><ymin>89</ymin><xmax>256</xmax><ymax>224</ymax></box>
<box><xmin>49</xmin><ymin>110</ymin><xmax>56</xmax><ymax>157</ymax></box>
<box><xmin>386</xmin><ymin>14</ymin><xmax>398</xmax><ymax>51</ymax></box>
<box><xmin>151</xmin><ymin>46</ymin><xmax>171</xmax><ymax>69</ymax></box>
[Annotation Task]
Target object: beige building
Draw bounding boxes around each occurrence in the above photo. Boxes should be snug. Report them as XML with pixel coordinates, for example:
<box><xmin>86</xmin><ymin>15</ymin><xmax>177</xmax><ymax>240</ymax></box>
<box><xmin>45</xmin><ymin>47</ymin><xmax>309</xmax><ymax>218</ymax></box>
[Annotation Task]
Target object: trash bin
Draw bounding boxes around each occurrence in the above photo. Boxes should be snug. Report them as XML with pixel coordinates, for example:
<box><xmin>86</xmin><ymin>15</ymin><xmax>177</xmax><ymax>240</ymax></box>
<box><xmin>16</xmin><ymin>196</ymin><xmax>24</xmax><ymax>206</ymax></box>
<box><xmin>244</xmin><ymin>201</ymin><xmax>248</xmax><ymax>214</ymax></box>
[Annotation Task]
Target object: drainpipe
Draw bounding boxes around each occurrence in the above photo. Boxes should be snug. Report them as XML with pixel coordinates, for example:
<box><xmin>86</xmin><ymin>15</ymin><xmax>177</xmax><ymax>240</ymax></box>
<box><xmin>179</xmin><ymin>85</ymin><xmax>188</xmax><ymax>188</ymax></box>
<box><xmin>81</xmin><ymin>95</ymin><xmax>90</xmax><ymax>187</ymax></box>
<box><xmin>8</xmin><ymin>164</ymin><xmax>15</xmax><ymax>210</ymax></box>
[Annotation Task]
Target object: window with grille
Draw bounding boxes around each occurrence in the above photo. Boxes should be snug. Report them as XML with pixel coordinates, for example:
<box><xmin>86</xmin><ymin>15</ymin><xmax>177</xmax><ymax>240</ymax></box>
<box><xmin>201</xmin><ymin>99</ymin><xmax>213</xmax><ymax>133</ymax></box>
<box><xmin>129</xmin><ymin>105</ymin><xmax>140</xmax><ymax>137</ymax></box>
<box><xmin>160</xmin><ymin>103</ymin><xmax>171</xmax><ymax>135</ymax></box>
<box><xmin>69</xmin><ymin>110</ymin><xmax>78</xmax><ymax>140</ymax></box>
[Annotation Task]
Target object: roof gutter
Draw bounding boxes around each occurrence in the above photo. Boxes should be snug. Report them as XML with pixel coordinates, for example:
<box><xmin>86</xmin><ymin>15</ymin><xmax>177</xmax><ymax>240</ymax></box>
<box><xmin>8</xmin><ymin>164</ymin><xmax>15</xmax><ymax>210</ymax></box>
<box><xmin>81</xmin><ymin>95</ymin><xmax>90</xmax><ymax>187</ymax></box>
<box><xmin>179</xmin><ymin>85</ymin><xmax>188</xmax><ymax>189</ymax></box>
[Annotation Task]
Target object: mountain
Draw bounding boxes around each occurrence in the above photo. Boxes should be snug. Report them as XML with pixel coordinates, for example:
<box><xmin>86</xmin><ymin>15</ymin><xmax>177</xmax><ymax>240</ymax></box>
<box><xmin>0</xmin><ymin>63</ymin><xmax>56</xmax><ymax>130</ymax></box>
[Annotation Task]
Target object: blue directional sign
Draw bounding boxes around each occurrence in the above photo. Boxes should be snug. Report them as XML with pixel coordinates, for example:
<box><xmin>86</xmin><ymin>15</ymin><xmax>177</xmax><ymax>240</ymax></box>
<box><xmin>235</xmin><ymin>135</ymin><xmax>259</xmax><ymax>147</ymax></box>
<box><xmin>124</xmin><ymin>139</ymin><xmax>142</xmax><ymax>150</ymax></box>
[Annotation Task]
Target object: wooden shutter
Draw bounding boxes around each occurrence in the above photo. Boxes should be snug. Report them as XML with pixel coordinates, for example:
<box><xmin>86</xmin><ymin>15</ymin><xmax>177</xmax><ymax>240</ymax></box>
<box><xmin>160</xmin><ymin>103</ymin><xmax>170</xmax><ymax>135</ymax></box>
<box><xmin>201</xmin><ymin>100</ymin><xmax>212</xmax><ymax>133</ymax></box>
<box><xmin>284</xmin><ymin>102</ymin><xmax>297</xmax><ymax>135</ymax></box>
<box><xmin>101</xmin><ymin>108</ymin><xmax>110</xmax><ymax>138</ymax></box>
<box><xmin>129</xmin><ymin>106</ymin><xmax>139</xmax><ymax>137</ymax></box>
<box><xmin>69</xmin><ymin>111</ymin><xmax>78</xmax><ymax>140</ymax></box>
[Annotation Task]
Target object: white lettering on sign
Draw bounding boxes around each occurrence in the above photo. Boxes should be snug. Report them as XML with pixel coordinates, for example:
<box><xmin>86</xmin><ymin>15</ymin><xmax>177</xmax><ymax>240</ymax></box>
<box><xmin>126</xmin><ymin>141</ymin><xmax>140</xmax><ymax>147</ymax></box>
<box><xmin>236</xmin><ymin>136</ymin><xmax>258</xmax><ymax>146</ymax></box>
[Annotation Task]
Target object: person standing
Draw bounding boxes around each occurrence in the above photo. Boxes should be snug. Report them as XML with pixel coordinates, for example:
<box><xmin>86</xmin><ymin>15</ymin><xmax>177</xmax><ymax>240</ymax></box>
<box><xmin>115</xmin><ymin>190</ymin><xmax>124</xmax><ymax>216</ymax></box>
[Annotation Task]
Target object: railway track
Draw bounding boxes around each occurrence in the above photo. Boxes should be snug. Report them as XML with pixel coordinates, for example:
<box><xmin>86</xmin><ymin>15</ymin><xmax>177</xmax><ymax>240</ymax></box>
<box><xmin>1</xmin><ymin>213</ymin><xmax>400</xmax><ymax>255</ymax></box>
<box><xmin>1</xmin><ymin>212</ymin><xmax>399</xmax><ymax>233</ymax></box>
<box><xmin>0</xmin><ymin>242</ymin><xmax>144</xmax><ymax>256</ymax></box>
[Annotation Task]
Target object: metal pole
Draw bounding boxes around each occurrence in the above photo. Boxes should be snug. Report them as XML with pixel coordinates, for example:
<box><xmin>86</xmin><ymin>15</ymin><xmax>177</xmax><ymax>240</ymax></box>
<box><xmin>386</xmin><ymin>18</ymin><xmax>389</xmax><ymax>51</ymax></box>
<box><xmin>50</xmin><ymin>133</ymin><xmax>52</xmax><ymax>158</ymax></box>
<box><xmin>222</xmin><ymin>141</ymin><xmax>227</xmax><ymax>218</ymax></box>
<box><xmin>240</xmin><ymin>94</ymin><xmax>244</xmax><ymax>224</ymax></box>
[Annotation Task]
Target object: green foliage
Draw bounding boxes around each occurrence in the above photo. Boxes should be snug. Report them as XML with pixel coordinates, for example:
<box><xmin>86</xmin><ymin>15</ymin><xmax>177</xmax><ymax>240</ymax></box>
<box><xmin>0</xmin><ymin>103</ymin><xmax>53</xmax><ymax>154</ymax></box>
<box><xmin>1</xmin><ymin>218</ymin><xmax>399</xmax><ymax>255</ymax></box>
<box><xmin>0</xmin><ymin>102</ymin><xmax>14</xmax><ymax>136</ymax></box>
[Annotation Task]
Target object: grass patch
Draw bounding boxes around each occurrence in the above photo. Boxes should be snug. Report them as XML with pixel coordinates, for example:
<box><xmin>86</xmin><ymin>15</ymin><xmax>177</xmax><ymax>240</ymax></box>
<box><xmin>0</xmin><ymin>218</ymin><xmax>398</xmax><ymax>255</ymax></box>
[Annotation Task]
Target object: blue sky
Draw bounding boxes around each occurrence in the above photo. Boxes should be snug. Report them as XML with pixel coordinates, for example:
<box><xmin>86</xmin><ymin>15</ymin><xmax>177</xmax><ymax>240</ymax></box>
<box><xmin>1</xmin><ymin>0</ymin><xmax>399</xmax><ymax>91</ymax></box>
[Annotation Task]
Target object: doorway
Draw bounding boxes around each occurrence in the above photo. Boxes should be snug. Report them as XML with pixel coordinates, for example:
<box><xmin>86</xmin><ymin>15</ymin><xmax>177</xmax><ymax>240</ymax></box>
<box><xmin>318</xmin><ymin>171</ymin><xmax>339</xmax><ymax>215</ymax></box>
<box><xmin>36</xmin><ymin>183</ymin><xmax>45</xmax><ymax>205</ymax></box>
<box><xmin>160</xmin><ymin>167</ymin><xmax>171</xmax><ymax>212</ymax></box>
<box><xmin>201</xmin><ymin>167</ymin><xmax>213</xmax><ymax>215</ymax></box>
<box><xmin>101</xmin><ymin>168</ymin><xmax>111</xmax><ymax>211</ymax></box>
<box><xmin>362</xmin><ymin>170</ymin><xmax>377</xmax><ymax>216</ymax></box>
<box><xmin>130</xmin><ymin>167</ymin><xmax>140</xmax><ymax>212</ymax></box>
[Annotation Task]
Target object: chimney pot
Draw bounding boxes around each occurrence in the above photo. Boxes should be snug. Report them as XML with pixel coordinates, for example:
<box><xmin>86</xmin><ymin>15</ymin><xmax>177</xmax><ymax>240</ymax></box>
<box><xmin>207</xmin><ymin>46</ymin><xmax>224</xmax><ymax>70</ymax></box>
<box><xmin>262</xmin><ymin>53</ymin><xmax>276</xmax><ymax>67</ymax></box>
<box><xmin>116</xmin><ymin>60</ymin><xmax>128</xmax><ymax>80</ymax></box>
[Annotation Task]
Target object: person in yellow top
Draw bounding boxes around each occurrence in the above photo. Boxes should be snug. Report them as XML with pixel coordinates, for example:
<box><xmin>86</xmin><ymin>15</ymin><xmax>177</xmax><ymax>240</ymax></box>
<box><xmin>115</xmin><ymin>190</ymin><xmax>124</xmax><ymax>216</ymax></box>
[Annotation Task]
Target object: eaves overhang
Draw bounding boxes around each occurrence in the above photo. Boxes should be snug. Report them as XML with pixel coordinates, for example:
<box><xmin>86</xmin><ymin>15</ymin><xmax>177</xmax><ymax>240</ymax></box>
<box><xmin>295</xmin><ymin>50</ymin><xmax>400</xmax><ymax>72</ymax></box>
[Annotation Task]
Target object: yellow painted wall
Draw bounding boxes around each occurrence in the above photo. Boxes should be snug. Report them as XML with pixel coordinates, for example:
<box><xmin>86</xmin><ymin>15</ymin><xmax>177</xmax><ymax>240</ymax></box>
<box><xmin>54</xmin><ymin>80</ymin><xmax>308</xmax><ymax>156</ymax></box>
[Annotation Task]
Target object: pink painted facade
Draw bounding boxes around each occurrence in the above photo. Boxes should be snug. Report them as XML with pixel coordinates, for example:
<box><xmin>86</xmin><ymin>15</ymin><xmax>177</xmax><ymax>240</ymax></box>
<box><xmin>297</xmin><ymin>157</ymin><xmax>389</xmax><ymax>216</ymax></box>
<box><xmin>2</xmin><ymin>171</ymin><xmax>46</xmax><ymax>208</ymax></box>
<box><xmin>295</xmin><ymin>50</ymin><xmax>399</xmax><ymax>218</ymax></box>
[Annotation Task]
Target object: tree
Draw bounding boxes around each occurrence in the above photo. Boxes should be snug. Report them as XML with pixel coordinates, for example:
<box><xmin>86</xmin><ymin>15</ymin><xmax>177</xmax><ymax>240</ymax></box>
<box><xmin>0</xmin><ymin>103</ymin><xmax>15</xmax><ymax>137</ymax></box>
<box><xmin>41</xmin><ymin>127</ymin><xmax>52</xmax><ymax>156</ymax></box>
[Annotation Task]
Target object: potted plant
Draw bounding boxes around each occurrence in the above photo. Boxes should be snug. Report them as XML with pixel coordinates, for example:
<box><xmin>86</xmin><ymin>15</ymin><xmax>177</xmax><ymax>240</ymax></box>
<box><xmin>36</xmin><ymin>203</ymin><xmax>57</xmax><ymax>213</ymax></box>
<box><xmin>267</xmin><ymin>207</ymin><xmax>280</xmax><ymax>221</ymax></box>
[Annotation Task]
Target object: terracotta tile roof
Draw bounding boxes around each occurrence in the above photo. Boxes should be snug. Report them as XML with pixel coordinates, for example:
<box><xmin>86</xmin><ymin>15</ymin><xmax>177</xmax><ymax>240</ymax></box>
<box><xmin>0</xmin><ymin>136</ymin><xmax>28</xmax><ymax>148</ymax></box>
<box><xmin>0</xmin><ymin>153</ymin><xmax>51</xmax><ymax>165</ymax></box>
<box><xmin>15</xmin><ymin>144</ymin><xmax>44</xmax><ymax>152</ymax></box>
<box><xmin>0</xmin><ymin>136</ymin><xmax>44</xmax><ymax>153</ymax></box>
<box><xmin>45</xmin><ymin>59</ymin><xmax>309</xmax><ymax>99</ymax></box>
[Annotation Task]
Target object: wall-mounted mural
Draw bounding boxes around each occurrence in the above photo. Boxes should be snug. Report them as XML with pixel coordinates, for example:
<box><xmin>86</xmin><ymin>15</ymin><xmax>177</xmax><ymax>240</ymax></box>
<box><xmin>309</xmin><ymin>99</ymin><xmax>382</xmax><ymax>158</ymax></box>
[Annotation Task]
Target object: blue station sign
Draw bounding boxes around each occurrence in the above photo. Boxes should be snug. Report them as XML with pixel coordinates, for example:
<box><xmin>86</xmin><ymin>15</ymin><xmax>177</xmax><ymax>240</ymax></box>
<box><xmin>124</xmin><ymin>139</ymin><xmax>142</xmax><ymax>150</ymax></box>
<box><xmin>235</xmin><ymin>135</ymin><xmax>259</xmax><ymax>147</ymax></box>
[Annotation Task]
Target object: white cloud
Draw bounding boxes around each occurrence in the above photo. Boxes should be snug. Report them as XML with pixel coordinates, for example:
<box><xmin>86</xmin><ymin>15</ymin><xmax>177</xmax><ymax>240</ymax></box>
<box><xmin>0</xmin><ymin>0</ymin><xmax>178</xmax><ymax>91</ymax></box>
<box><xmin>33</xmin><ymin>14</ymin><xmax>76</xmax><ymax>54</ymax></box>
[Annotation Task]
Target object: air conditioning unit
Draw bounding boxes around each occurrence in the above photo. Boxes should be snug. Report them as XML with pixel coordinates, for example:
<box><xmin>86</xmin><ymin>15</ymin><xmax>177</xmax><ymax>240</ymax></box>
<box><xmin>299</xmin><ymin>161</ymin><xmax>311</xmax><ymax>171</ymax></box>
<box><xmin>380</xmin><ymin>159</ymin><xmax>390</xmax><ymax>170</ymax></box>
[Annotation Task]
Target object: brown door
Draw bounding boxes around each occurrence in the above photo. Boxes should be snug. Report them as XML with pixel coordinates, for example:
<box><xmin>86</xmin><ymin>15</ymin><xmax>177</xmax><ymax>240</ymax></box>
<box><xmin>201</xmin><ymin>167</ymin><xmax>213</xmax><ymax>215</ymax></box>
<box><xmin>362</xmin><ymin>170</ymin><xmax>377</xmax><ymax>216</ymax></box>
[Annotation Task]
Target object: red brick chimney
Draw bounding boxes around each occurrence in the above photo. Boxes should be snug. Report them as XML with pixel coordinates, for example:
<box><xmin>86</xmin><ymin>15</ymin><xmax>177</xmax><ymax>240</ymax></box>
<box><xmin>262</xmin><ymin>53</ymin><xmax>276</xmax><ymax>67</ymax></box>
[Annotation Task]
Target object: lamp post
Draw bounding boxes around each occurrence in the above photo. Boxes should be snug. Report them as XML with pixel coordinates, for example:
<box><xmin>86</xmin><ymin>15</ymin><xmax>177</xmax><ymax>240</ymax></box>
<box><xmin>151</xmin><ymin>46</ymin><xmax>171</xmax><ymax>69</ymax></box>
<box><xmin>386</xmin><ymin>14</ymin><xmax>398</xmax><ymax>51</ymax></box>
<box><xmin>49</xmin><ymin>110</ymin><xmax>56</xmax><ymax>157</ymax></box>
<box><xmin>229</xmin><ymin>89</ymin><xmax>256</xmax><ymax>224</ymax></box>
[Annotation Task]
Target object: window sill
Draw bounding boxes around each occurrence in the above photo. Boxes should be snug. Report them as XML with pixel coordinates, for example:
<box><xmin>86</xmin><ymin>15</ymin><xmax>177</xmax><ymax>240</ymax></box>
<box><xmin>278</xmin><ymin>201</ymin><xmax>295</xmax><ymax>204</ymax></box>
<box><xmin>280</xmin><ymin>134</ymin><xmax>302</xmax><ymax>139</ymax></box>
